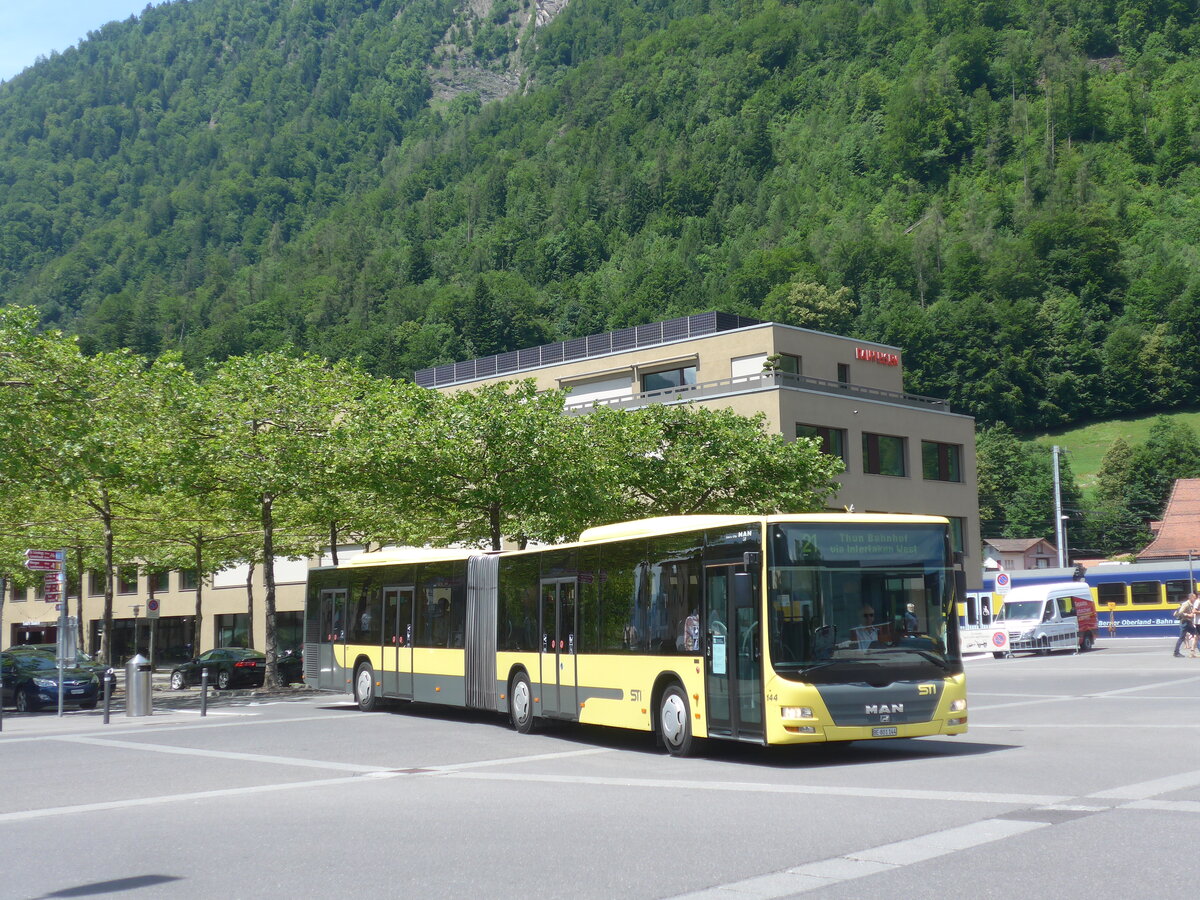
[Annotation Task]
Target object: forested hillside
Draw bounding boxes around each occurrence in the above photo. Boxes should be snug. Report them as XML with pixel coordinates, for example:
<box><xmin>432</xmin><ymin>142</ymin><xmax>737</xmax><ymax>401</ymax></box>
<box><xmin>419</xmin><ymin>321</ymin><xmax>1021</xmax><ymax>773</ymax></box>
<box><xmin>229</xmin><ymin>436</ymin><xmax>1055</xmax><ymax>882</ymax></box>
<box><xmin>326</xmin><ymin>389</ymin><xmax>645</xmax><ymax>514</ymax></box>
<box><xmin>4</xmin><ymin>0</ymin><xmax>1200</xmax><ymax>432</ymax></box>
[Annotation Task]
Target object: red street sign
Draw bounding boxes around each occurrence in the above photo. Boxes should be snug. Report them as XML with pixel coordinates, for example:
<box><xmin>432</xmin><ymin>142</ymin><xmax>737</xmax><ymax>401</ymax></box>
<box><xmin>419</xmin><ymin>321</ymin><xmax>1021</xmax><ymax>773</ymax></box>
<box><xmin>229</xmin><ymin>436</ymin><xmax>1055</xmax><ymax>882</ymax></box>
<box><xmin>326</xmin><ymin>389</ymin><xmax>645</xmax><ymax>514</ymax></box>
<box><xmin>24</xmin><ymin>549</ymin><xmax>63</xmax><ymax>562</ymax></box>
<box><xmin>43</xmin><ymin>591</ymin><xmax>61</xmax><ymax>603</ymax></box>
<box><xmin>25</xmin><ymin>558</ymin><xmax>62</xmax><ymax>572</ymax></box>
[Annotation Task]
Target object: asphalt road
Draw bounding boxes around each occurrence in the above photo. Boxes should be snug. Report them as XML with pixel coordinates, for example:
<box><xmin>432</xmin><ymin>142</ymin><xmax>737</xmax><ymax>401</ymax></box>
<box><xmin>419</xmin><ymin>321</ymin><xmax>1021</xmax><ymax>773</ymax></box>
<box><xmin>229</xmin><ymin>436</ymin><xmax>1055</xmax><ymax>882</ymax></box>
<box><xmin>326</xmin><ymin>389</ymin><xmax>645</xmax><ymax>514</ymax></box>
<box><xmin>0</xmin><ymin>640</ymin><xmax>1195</xmax><ymax>900</ymax></box>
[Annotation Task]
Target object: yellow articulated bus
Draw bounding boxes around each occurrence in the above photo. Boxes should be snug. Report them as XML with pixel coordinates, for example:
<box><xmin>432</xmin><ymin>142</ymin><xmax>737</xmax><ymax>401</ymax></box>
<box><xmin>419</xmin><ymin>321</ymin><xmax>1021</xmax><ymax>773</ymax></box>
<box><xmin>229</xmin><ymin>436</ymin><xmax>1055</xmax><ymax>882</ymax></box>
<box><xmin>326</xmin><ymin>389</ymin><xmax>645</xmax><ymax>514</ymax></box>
<box><xmin>305</xmin><ymin>514</ymin><xmax>968</xmax><ymax>755</ymax></box>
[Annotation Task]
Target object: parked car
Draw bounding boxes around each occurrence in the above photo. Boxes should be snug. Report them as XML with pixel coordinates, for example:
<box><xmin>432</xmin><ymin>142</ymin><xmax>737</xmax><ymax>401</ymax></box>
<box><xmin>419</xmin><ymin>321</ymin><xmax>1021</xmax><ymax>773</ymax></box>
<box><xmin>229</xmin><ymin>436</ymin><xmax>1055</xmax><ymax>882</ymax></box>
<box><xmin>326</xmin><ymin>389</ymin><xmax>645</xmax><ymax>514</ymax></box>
<box><xmin>1</xmin><ymin>651</ymin><xmax>100</xmax><ymax>711</ymax></box>
<box><xmin>170</xmin><ymin>648</ymin><xmax>266</xmax><ymax>691</ymax></box>
<box><xmin>7</xmin><ymin>645</ymin><xmax>116</xmax><ymax>686</ymax></box>
<box><xmin>277</xmin><ymin>648</ymin><xmax>304</xmax><ymax>685</ymax></box>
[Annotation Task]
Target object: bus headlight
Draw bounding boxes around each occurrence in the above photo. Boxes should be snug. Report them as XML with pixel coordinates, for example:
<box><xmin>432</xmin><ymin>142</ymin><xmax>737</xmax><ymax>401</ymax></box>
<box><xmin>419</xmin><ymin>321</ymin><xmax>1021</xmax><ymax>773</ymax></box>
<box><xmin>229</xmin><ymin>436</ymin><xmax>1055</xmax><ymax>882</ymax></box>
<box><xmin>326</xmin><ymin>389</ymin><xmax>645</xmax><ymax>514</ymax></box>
<box><xmin>949</xmin><ymin>699</ymin><xmax>966</xmax><ymax>712</ymax></box>
<box><xmin>780</xmin><ymin>706</ymin><xmax>814</xmax><ymax>720</ymax></box>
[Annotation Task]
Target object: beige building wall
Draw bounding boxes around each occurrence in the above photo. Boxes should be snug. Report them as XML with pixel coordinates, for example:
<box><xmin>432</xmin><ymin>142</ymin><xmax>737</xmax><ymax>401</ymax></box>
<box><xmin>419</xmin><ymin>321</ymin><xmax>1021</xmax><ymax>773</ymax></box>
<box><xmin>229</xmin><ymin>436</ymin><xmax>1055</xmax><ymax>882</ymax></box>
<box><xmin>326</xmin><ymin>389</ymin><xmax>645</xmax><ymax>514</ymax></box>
<box><xmin>3</xmin><ymin>561</ymin><xmax>309</xmax><ymax>664</ymax></box>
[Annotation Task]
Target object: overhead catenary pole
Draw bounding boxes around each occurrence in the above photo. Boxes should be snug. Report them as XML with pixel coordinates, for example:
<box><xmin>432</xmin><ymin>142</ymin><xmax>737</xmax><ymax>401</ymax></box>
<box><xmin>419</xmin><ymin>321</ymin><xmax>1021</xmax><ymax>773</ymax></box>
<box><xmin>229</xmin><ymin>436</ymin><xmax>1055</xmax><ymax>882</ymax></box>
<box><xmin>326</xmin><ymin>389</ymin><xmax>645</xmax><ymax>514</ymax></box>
<box><xmin>1053</xmin><ymin>446</ymin><xmax>1066</xmax><ymax>568</ymax></box>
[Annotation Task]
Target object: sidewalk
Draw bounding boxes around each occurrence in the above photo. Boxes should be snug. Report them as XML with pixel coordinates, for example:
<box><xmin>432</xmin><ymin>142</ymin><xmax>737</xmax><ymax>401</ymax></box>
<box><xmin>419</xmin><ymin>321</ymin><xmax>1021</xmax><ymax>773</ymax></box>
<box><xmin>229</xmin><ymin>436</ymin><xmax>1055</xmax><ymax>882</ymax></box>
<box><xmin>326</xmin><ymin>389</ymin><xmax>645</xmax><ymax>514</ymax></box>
<box><xmin>0</xmin><ymin>682</ymin><xmax>319</xmax><ymax>737</ymax></box>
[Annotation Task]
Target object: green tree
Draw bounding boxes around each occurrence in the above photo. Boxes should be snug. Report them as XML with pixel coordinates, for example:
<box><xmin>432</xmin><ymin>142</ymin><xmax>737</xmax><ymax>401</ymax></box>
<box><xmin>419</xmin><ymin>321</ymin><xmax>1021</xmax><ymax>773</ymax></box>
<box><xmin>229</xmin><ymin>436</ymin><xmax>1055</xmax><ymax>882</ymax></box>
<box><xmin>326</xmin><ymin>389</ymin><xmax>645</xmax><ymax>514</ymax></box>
<box><xmin>1083</xmin><ymin>437</ymin><xmax>1150</xmax><ymax>555</ymax></box>
<box><xmin>589</xmin><ymin>403</ymin><xmax>843</xmax><ymax>517</ymax></box>
<box><xmin>1125</xmin><ymin>416</ymin><xmax>1200</xmax><ymax>524</ymax></box>
<box><xmin>372</xmin><ymin>380</ymin><xmax>611</xmax><ymax>550</ymax></box>
<box><xmin>184</xmin><ymin>352</ymin><xmax>372</xmax><ymax>687</ymax></box>
<box><xmin>760</xmin><ymin>281</ymin><xmax>857</xmax><ymax>335</ymax></box>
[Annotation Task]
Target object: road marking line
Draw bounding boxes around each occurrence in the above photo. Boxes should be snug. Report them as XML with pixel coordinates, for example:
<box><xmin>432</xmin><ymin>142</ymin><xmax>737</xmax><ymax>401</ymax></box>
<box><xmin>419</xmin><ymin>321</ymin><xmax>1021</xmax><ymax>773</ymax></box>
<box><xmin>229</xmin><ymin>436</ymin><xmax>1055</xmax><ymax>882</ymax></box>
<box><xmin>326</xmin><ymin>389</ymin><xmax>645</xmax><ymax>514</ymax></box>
<box><xmin>1089</xmin><ymin>767</ymin><xmax>1200</xmax><ymax>800</ymax></box>
<box><xmin>0</xmin><ymin>711</ymin><xmax>358</xmax><ymax>743</ymax></box>
<box><xmin>1087</xmin><ymin>675</ymin><xmax>1200</xmax><ymax>697</ymax></box>
<box><xmin>442</xmin><ymin>771</ymin><xmax>1069</xmax><ymax>806</ymax></box>
<box><xmin>1125</xmin><ymin>799</ymin><xmax>1200</xmax><ymax>813</ymax></box>
<box><xmin>429</xmin><ymin>748</ymin><xmax>610</xmax><ymax>772</ymax></box>
<box><xmin>53</xmin><ymin>735</ymin><xmax>390</xmax><ymax>773</ymax></box>
<box><xmin>0</xmin><ymin>775</ymin><xmax>368</xmax><ymax>824</ymax></box>
<box><xmin>971</xmin><ymin>723</ymin><xmax>1200</xmax><ymax>728</ymax></box>
<box><xmin>665</xmin><ymin>819</ymin><xmax>1049</xmax><ymax>898</ymax></box>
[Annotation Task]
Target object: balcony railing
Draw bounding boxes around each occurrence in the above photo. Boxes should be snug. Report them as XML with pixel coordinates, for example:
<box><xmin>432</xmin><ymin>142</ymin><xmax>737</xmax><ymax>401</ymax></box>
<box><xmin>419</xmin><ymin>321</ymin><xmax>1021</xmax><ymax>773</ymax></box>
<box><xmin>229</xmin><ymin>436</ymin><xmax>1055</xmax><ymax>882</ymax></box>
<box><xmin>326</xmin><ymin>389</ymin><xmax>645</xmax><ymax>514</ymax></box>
<box><xmin>414</xmin><ymin>312</ymin><xmax>763</xmax><ymax>388</ymax></box>
<box><xmin>563</xmin><ymin>371</ymin><xmax>951</xmax><ymax>414</ymax></box>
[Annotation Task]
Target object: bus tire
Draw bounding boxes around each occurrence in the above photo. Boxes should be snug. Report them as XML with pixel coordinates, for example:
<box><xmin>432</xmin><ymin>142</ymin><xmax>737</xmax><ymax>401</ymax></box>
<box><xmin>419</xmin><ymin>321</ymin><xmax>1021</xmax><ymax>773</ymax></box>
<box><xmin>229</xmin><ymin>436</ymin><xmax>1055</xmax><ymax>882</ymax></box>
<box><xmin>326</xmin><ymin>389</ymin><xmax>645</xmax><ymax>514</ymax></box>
<box><xmin>510</xmin><ymin>671</ymin><xmax>534</xmax><ymax>734</ymax></box>
<box><xmin>355</xmin><ymin>662</ymin><xmax>379</xmax><ymax>712</ymax></box>
<box><xmin>992</xmin><ymin>652</ymin><xmax>1006</xmax><ymax>659</ymax></box>
<box><xmin>658</xmin><ymin>684</ymin><xmax>694</xmax><ymax>757</ymax></box>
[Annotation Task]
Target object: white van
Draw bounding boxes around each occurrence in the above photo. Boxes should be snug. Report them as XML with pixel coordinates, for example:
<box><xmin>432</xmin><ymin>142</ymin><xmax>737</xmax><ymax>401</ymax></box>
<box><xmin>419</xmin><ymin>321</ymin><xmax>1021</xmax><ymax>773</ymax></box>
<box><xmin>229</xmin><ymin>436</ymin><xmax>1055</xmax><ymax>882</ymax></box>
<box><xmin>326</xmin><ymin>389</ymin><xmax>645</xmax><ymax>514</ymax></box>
<box><xmin>987</xmin><ymin>582</ymin><xmax>1099</xmax><ymax>658</ymax></box>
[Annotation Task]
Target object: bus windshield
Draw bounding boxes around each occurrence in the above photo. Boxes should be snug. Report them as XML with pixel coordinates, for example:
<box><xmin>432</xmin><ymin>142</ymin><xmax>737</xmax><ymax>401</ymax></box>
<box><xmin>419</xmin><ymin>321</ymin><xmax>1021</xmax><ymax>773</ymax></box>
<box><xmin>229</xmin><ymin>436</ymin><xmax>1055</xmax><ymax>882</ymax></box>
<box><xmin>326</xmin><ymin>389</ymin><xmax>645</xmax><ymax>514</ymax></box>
<box><xmin>767</xmin><ymin>523</ymin><xmax>961</xmax><ymax>682</ymax></box>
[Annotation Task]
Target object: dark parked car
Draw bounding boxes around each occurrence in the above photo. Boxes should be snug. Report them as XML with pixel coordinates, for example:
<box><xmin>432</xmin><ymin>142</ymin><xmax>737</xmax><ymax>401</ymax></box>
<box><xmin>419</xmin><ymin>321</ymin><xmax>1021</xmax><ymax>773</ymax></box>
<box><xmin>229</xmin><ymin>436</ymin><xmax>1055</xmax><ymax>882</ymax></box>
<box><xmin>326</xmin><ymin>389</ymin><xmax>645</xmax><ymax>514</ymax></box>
<box><xmin>1</xmin><ymin>651</ymin><xmax>100</xmax><ymax>711</ymax></box>
<box><xmin>170</xmin><ymin>648</ymin><xmax>266</xmax><ymax>691</ymax></box>
<box><xmin>277</xmin><ymin>648</ymin><xmax>304</xmax><ymax>685</ymax></box>
<box><xmin>8</xmin><ymin>645</ymin><xmax>115</xmax><ymax>686</ymax></box>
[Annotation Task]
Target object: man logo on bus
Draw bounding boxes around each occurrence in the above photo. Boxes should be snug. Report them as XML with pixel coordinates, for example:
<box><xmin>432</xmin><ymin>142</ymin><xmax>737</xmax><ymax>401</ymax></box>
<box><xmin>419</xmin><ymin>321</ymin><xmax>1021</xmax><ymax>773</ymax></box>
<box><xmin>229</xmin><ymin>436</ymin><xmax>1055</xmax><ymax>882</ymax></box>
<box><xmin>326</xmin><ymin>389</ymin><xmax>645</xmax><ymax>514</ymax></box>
<box><xmin>865</xmin><ymin>704</ymin><xmax>904</xmax><ymax>715</ymax></box>
<box><xmin>992</xmin><ymin>632</ymin><xmax>1007</xmax><ymax>648</ymax></box>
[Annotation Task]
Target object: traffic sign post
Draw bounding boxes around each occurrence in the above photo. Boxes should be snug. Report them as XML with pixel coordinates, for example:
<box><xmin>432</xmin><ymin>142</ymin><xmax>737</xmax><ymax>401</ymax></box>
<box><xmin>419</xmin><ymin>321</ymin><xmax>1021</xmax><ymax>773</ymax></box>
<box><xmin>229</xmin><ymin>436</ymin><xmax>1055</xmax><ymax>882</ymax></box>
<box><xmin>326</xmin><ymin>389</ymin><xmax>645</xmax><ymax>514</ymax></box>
<box><xmin>27</xmin><ymin>549</ymin><xmax>69</xmax><ymax>717</ymax></box>
<box><xmin>24</xmin><ymin>549</ymin><xmax>64</xmax><ymax>563</ymax></box>
<box><xmin>995</xmin><ymin>572</ymin><xmax>1011</xmax><ymax>595</ymax></box>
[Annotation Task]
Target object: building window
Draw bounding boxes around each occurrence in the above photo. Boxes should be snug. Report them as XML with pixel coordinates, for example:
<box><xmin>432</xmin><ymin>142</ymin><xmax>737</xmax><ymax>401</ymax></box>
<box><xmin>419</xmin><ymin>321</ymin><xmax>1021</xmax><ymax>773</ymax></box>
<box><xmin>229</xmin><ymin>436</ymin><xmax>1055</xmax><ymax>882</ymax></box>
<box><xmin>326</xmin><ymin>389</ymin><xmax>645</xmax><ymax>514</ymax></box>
<box><xmin>922</xmin><ymin>441</ymin><xmax>962</xmax><ymax>482</ymax></box>
<box><xmin>770</xmin><ymin>354</ymin><xmax>801</xmax><ymax>374</ymax></box>
<box><xmin>11</xmin><ymin>583</ymin><xmax>25</xmax><ymax>602</ymax></box>
<box><xmin>215</xmin><ymin>614</ymin><xmax>249</xmax><ymax>648</ymax></box>
<box><xmin>88</xmin><ymin>570</ymin><xmax>104</xmax><ymax>596</ymax></box>
<box><xmin>148</xmin><ymin>571</ymin><xmax>170</xmax><ymax>594</ymax></box>
<box><xmin>179</xmin><ymin>569</ymin><xmax>198</xmax><ymax>591</ymax></box>
<box><xmin>118</xmin><ymin>566</ymin><xmax>138</xmax><ymax>594</ymax></box>
<box><xmin>837</xmin><ymin>363</ymin><xmax>850</xmax><ymax>385</ymax></box>
<box><xmin>862</xmin><ymin>433</ymin><xmax>906</xmax><ymax>476</ymax></box>
<box><xmin>796</xmin><ymin>424</ymin><xmax>846</xmax><ymax>460</ymax></box>
<box><xmin>641</xmin><ymin>365</ymin><xmax>697</xmax><ymax>393</ymax></box>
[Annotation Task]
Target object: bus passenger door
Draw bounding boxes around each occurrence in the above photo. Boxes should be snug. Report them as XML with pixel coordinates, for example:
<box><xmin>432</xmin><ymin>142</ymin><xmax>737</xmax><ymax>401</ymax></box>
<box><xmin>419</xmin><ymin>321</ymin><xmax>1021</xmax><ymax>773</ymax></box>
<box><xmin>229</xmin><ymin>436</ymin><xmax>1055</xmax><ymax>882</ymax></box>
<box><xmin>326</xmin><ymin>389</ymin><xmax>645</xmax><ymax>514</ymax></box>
<box><xmin>704</xmin><ymin>564</ymin><xmax>763</xmax><ymax>740</ymax></box>
<box><xmin>539</xmin><ymin>578</ymin><xmax>577</xmax><ymax>718</ymax></box>
<box><xmin>384</xmin><ymin>586</ymin><xmax>414</xmax><ymax>698</ymax></box>
<box><xmin>319</xmin><ymin>589</ymin><xmax>347</xmax><ymax>691</ymax></box>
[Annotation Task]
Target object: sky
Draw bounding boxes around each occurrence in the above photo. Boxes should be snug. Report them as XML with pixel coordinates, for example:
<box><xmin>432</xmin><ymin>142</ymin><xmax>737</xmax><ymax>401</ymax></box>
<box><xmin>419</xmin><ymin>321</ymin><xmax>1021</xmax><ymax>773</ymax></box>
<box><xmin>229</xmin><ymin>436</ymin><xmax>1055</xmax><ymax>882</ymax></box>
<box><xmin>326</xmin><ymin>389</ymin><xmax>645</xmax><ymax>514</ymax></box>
<box><xmin>0</xmin><ymin>1</ymin><xmax>157</xmax><ymax>82</ymax></box>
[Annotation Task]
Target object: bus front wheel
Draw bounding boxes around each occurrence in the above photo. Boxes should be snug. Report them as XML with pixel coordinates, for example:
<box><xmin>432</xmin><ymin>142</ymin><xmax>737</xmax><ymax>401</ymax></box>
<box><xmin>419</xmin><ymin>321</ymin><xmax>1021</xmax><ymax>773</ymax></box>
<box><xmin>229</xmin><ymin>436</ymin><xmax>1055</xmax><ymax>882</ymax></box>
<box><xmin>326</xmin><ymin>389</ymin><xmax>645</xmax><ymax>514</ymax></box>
<box><xmin>355</xmin><ymin>663</ymin><xmax>379</xmax><ymax>712</ymax></box>
<box><xmin>659</xmin><ymin>684</ymin><xmax>694</xmax><ymax>757</ymax></box>
<box><xmin>510</xmin><ymin>671</ymin><xmax>534</xmax><ymax>734</ymax></box>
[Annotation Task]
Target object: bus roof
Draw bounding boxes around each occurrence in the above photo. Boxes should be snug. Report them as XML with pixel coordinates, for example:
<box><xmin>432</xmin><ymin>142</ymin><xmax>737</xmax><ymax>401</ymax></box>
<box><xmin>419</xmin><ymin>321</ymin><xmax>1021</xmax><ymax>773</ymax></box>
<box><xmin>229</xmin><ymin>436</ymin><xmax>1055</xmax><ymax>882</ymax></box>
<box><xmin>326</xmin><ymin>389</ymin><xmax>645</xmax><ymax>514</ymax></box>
<box><xmin>577</xmin><ymin>513</ymin><xmax>949</xmax><ymax>543</ymax></box>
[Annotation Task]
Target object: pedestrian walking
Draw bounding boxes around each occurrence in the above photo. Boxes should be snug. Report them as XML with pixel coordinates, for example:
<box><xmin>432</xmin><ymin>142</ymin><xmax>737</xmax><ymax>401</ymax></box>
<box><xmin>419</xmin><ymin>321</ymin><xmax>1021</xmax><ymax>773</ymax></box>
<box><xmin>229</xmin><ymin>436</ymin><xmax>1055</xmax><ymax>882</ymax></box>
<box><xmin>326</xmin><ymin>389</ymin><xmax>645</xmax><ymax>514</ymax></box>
<box><xmin>1173</xmin><ymin>592</ymin><xmax>1197</xmax><ymax>657</ymax></box>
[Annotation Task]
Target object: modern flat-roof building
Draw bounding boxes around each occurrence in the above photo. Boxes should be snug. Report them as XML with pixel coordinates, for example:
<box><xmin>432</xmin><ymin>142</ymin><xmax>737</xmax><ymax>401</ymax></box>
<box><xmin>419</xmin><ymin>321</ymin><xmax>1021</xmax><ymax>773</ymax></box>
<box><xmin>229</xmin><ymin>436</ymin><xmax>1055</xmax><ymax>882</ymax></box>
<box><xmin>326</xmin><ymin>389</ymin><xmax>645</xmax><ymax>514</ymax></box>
<box><xmin>417</xmin><ymin>312</ymin><xmax>981</xmax><ymax>587</ymax></box>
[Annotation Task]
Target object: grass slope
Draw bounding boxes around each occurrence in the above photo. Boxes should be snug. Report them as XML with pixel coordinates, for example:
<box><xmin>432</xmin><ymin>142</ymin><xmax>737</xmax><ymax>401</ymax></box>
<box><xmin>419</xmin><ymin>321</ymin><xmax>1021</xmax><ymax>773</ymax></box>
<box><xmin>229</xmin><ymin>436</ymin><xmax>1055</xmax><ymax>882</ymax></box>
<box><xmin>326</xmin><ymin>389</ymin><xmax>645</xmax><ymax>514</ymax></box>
<box><xmin>1031</xmin><ymin>409</ymin><xmax>1200</xmax><ymax>493</ymax></box>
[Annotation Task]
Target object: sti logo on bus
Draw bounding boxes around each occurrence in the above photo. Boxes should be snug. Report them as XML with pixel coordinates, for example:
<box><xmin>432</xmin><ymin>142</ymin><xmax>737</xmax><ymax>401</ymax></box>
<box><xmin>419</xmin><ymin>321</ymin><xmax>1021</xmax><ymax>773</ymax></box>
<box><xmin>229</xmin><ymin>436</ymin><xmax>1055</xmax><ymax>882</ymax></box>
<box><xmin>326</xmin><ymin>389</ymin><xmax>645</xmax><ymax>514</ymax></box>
<box><xmin>918</xmin><ymin>684</ymin><xmax>937</xmax><ymax>696</ymax></box>
<box><xmin>866</xmin><ymin>704</ymin><xmax>904</xmax><ymax>715</ymax></box>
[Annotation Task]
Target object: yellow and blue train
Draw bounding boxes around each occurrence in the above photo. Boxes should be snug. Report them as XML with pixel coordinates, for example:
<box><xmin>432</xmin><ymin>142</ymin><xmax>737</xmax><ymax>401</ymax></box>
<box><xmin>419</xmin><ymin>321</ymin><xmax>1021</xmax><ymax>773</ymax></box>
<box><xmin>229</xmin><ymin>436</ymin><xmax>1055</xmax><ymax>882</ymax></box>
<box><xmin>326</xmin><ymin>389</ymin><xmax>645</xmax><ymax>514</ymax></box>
<box><xmin>970</xmin><ymin>561</ymin><xmax>1194</xmax><ymax>638</ymax></box>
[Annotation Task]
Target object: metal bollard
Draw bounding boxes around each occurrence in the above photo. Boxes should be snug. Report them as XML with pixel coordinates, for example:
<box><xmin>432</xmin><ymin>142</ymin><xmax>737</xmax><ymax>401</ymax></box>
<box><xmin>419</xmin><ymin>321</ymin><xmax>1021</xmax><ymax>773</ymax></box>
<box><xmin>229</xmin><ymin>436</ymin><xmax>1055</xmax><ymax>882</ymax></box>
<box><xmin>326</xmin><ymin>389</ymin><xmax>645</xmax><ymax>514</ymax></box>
<box><xmin>103</xmin><ymin>671</ymin><xmax>114</xmax><ymax>725</ymax></box>
<box><xmin>200</xmin><ymin>668</ymin><xmax>208</xmax><ymax>717</ymax></box>
<box><xmin>125</xmin><ymin>654</ymin><xmax>153</xmax><ymax>717</ymax></box>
